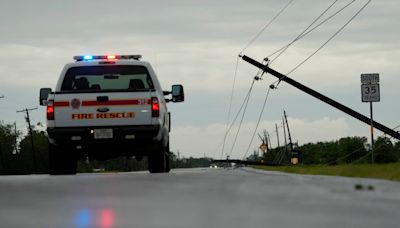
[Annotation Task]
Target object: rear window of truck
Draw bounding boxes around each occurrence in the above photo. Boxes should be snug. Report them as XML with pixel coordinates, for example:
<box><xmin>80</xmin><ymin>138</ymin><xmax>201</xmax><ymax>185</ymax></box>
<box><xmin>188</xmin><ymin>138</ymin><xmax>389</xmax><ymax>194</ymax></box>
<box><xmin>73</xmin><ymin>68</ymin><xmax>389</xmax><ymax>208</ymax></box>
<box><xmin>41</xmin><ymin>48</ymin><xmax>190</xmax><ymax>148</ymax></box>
<box><xmin>60</xmin><ymin>65</ymin><xmax>154</xmax><ymax>92</ymax></box>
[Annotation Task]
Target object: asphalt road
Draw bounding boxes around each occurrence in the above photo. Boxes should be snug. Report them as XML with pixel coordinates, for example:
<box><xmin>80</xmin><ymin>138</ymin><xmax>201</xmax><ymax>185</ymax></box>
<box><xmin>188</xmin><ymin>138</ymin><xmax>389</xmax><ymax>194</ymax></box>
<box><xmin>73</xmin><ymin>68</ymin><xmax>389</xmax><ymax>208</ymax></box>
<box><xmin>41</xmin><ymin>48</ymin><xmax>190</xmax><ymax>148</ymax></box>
<box><xmin>0</xmin><ymin>167</ymin><xmax>399</xmax><ymax>228</ymax></box>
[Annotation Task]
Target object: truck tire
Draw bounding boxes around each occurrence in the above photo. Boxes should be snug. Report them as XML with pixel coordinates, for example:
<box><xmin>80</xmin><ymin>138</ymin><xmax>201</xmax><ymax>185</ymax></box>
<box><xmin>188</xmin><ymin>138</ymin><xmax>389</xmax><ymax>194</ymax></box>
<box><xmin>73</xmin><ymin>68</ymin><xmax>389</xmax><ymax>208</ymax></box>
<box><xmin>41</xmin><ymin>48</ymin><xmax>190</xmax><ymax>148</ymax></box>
<box><xmin>148</xmin><ymin>143</ymin><xmax>167</xmax><ymax>173</ymax></box>
<box><xmin>164</xmin><ymin>154</ymin><xmax>171</xmax><ymax>173</ymax></box>
<box><xmin>49</xmin><ymin>143</ymin><xmax>77</xmax><ymax>175</ymax></box>
<box><xmin>165</xmin><ymin>144</ymin><xmax>171</xmax><ymax>173</ymax></box>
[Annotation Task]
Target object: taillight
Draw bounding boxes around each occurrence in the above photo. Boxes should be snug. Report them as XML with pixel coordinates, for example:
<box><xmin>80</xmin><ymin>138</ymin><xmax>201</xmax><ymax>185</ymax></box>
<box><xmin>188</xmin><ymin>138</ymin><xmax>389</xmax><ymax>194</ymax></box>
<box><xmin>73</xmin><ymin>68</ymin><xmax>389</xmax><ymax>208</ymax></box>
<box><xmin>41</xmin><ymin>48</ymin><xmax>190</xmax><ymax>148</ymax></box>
<box><xmin>47</xmin><ymin>100</ymin><xmax>54</xmax><ymax>120</ymax></box>
<box><xmin>151</xmin><ymin>97</ymin><xmax>160</xmax><ymax>117</ymax></box>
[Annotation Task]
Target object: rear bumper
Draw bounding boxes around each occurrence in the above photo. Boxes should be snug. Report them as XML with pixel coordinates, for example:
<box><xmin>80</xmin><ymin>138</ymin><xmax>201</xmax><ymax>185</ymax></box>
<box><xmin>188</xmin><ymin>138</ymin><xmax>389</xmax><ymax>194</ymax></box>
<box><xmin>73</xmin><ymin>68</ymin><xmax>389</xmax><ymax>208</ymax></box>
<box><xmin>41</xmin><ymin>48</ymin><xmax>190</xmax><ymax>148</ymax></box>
<box><xmin>47</xmin><ymin>125</ymin><xmax>163</xmax><ymax>158</ymax></box>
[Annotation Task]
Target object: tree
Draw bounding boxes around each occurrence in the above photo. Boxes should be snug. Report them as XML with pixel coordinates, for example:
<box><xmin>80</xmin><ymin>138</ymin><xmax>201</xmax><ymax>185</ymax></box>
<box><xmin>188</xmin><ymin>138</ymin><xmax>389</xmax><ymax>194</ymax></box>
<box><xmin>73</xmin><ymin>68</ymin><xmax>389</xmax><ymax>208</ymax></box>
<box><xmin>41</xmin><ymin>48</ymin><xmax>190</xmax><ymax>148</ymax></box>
<box><xmin>18</xmin><ymin>129</ymin><xmax>49</xmax><ymax>174</ymax></box>
<box><xmin>0</xmin><ymin>122</ymin><xmax>19</xmax><ymax>174</ymax></box>
<box><xmin>299</xmin><ymin>136</ymin><xmax>369</xmax><ymax>165</ymax></box>
<box><xmin>373</xmin><ymin>137</ymin><xmax>398</xmax><ymax>163</ymax></box>
<box><xmin>336</xmin><ymin>137</ymin><xmax>368</xmax><ymax>163</ymax></box>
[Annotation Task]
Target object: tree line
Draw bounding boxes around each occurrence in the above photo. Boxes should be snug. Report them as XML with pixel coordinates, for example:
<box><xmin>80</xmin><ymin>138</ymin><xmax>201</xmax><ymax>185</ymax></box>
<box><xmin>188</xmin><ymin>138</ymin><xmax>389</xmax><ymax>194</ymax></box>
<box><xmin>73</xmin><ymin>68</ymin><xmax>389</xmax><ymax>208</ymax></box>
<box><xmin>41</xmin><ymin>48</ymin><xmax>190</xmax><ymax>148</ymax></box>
<box><xmin>2</xmin><ymin>120</ymin><xmax>399</xmax><ymax>174</ymax></box>
<box><xmin>0</xmin><ymin>121</ymin><xmax>212</xmax><ymax>174</ymax></box>
<box><xmin>247</xmin><ymin>136</ymin><xmax>400</xmax><ymax>165</ymax></box>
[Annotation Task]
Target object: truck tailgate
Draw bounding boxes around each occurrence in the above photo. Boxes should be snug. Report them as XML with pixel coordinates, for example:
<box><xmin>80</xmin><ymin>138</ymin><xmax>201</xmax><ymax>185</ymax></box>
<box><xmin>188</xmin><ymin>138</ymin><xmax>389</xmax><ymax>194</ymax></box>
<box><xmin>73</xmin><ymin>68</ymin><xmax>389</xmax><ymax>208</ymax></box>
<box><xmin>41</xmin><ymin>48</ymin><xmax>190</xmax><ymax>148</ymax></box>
<box><xmin>53</xmin><ymin>92</ymin><xmax>153</xmax><ymax>127</ymax></box>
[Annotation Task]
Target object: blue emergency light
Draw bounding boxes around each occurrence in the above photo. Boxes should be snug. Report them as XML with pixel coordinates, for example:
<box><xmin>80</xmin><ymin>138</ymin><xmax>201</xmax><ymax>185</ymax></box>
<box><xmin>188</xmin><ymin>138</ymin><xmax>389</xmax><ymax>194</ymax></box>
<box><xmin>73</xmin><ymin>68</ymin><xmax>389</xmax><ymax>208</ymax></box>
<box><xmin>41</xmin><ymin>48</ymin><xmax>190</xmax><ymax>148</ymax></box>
<box><xmin>83</xmin><ymin>55</ymin><xmax>93</xmax><ymax>60</ymax></box>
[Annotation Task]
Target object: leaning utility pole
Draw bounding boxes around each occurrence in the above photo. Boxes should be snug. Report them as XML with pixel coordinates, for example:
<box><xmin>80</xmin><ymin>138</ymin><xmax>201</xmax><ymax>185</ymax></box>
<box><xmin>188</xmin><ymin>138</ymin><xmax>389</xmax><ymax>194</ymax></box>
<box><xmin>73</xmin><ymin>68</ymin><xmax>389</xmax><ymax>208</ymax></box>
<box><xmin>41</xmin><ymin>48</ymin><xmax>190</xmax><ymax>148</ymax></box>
<box><xmin>267</xmin><ymin>132</ymin><xmax>272</xmax><ymax>150</ymax></box>
<box><xmin>282</xmin><ymin>116</ymin><xmax>288</xmax><ymax>150</ymax></box>
<box><xmin>263</xmin><ymin>130</ymin><xmax>269</xmax><ymax>153</ymax></box>
<box><xmin>275</xmin><ymin>123</ymin><xmax>280</xmax><ymax>150</ymax></box>
<box><xmin>241</xmin><ymin>55</ymin><xmax>400</xmax><ymax>140</ymax></box>
<box><xmin>282</xmin><ymin>115</ymin><xmax>288</xmax><ymax>163</ymax></box>
<box><xmin>14</xmin><ymin>122</ymin><xmax>18</xmax><ymax>154</ymax></box>
<box><xmin>284</xmin><ymin>110</ymin><xmax>294</xmax><ymax>152</ymax></box>
<box><xmin>17</xmin><ymin>107</ymin><xmax>38</xmax><ymax>173</ymax></box>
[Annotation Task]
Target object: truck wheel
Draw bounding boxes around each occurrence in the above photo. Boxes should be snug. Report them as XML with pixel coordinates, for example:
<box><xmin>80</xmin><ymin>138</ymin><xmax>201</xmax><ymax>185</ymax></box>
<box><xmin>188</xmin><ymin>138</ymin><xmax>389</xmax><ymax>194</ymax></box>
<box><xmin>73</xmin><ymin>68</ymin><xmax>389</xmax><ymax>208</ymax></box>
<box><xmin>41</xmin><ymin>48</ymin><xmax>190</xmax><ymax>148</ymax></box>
<box><xmin>165</xmin><ymin>144</ymin><xmax>171</xmax><ymax>173</ymax></box>
<box><xmin>148</xmin><ymin>144</ymin><xmax>166</xmax><ymax>173</ymax></box>
<box><xmin>49</xmin><ymin>143</ymin><xmax>77</xmax><ymax>175</ymax></box>
<box><xmin>165</xmin><ymin>153</ymin><xmax>171</xmax><ymax>173</ymax></box>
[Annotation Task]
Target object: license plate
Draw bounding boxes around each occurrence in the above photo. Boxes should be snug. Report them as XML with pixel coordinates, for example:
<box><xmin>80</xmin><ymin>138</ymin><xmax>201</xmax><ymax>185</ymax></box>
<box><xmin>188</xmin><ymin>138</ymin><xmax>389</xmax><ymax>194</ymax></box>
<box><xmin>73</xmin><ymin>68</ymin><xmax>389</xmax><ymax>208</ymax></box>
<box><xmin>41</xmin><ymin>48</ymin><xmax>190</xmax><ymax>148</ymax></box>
<box><xmin>94</xmin><ymin>128</ymin><xmax>113</xmax><ymax>139</ymax></box>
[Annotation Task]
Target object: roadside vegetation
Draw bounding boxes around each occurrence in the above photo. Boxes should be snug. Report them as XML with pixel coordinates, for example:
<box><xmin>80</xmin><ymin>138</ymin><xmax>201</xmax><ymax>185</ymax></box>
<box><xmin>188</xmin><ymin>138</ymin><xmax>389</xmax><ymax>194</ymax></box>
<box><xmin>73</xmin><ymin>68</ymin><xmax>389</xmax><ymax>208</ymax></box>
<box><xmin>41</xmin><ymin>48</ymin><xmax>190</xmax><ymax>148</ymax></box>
<box><xmin>248</xmin><ymin>135</ymin><xmax>400</xmax><ymax>181</ymax></box>
<box><xmin>1</xmin><ymin>120</ymin><xmax>398</xmax><ymax>177</ymax></box>
<box><xmin>253</xmin><ymin>163</ymin><xmax>400</xmax><ymax>181</ymax></box>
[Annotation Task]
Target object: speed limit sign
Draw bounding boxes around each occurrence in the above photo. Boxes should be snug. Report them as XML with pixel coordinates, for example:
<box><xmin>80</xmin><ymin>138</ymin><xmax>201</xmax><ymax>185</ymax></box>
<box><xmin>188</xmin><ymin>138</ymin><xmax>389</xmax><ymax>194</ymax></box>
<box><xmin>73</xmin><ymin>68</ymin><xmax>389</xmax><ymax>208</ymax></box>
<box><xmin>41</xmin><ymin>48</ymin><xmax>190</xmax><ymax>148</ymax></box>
<box><xmin>361</xmin><ymin>84</ymin><xmax>380</xmax><ymax>102</ymax></box>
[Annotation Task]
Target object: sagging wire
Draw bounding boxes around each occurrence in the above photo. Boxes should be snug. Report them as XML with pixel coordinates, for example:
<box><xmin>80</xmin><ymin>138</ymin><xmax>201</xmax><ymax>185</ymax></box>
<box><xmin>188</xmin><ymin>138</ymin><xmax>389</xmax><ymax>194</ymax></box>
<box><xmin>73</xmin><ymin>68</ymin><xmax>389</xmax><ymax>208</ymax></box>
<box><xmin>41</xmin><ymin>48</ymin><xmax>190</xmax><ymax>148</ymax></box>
<box><xmin>269</xmin><ymin>0</ymin><xmax>340</xmax><ymax>64</ymax></box>
<box><xmin>221</xmin><ymin>0</ymin><xmax>293</xmax><ymax>158</ymax></box>
<box><xmin>325</xmin><ymin>123</ymin><xmax>400</xmax><ymax>165</ymax></box>
<box><xmin>268</xmin><ymin>0</ymin><xmax>359</xmax><ymax>89</ymax></box>
<box><xmin>221</xmin><ymin>56</ymin><xmax>271</xmax><ymax>159</ymax></box>
<box><xmin>239</xmin><ymin>0</ymin><xmax>295</xmax><ymax>56</ymax></box>
<box><xmin>242</xmin><ymin>86</ymin><xmax>272</xmax><ymax>160</ymax></box>
<box><xmin>286</xmin><ymin>0</ymin><xmax>372</xmax><ymax>76</ymax></box>
<box><xmin>267</xmin><ymin>0</ymin><xmax>355</xmax><ymax>62</ymax></box>
<box><xmin>325</xmin><ymin>144</ymin><xmax>367</xmax><ymax>165</ymax></box>
<box><xmin>221</xmin><ymin>56</ymin><xmax>240</xmax><ymax>159</ymax></box>
<box><xmin>219</xmin><ymin>78</ymin><xmax>256</xmax><ymax>159</ymax></box>
<box><xmin>222</xmin><ymin>0</ymin><xmax>295</xmax><ymax>158</ymax></box>
<box><xmin>227</xmin><ymin>79</ymin><xmax>257</xmax><ymax>158</ymax></box>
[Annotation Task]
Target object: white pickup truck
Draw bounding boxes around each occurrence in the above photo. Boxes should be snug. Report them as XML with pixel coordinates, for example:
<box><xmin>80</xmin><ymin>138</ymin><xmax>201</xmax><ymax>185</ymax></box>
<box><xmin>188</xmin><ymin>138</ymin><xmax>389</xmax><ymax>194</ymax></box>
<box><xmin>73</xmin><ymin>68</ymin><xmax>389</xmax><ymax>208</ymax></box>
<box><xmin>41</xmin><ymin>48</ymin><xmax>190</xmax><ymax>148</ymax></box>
<box><xmin>39</xmin><ymin>55</ymin><xmax>184</xmax><ymax>175</ymax></box>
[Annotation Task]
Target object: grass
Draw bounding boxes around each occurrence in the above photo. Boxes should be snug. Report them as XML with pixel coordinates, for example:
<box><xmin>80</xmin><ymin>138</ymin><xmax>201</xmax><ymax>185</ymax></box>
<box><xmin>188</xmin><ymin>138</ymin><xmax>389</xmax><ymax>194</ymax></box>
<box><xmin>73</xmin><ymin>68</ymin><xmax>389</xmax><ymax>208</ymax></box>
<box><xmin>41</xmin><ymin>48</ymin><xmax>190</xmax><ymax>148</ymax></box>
<box><xmin>253</xmin><ymin>163</ymin><xmax>400</xmax><ymax>181</ymax></box>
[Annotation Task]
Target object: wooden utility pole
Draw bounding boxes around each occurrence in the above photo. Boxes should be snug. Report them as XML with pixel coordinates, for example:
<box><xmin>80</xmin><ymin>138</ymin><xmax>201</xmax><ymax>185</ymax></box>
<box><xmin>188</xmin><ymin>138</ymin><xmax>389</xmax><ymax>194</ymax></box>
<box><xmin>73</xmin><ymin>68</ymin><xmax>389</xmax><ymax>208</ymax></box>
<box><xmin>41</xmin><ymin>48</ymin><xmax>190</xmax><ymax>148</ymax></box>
<box><xmin>267</xmin><ymin>132</ymin><xmax>272</xmax><ymax>150</ymax></box>
<box><xmin>275</xmin><ymin>123</ymin><xmax>280</xmax><ymax>150</ymax></box>
<box><xmin>241</xmin><ymin>55</ymin><xmax>400</xmax><ymax>140</ymax></box>
<box><xmin>263</xmin><ymin>130</ymin><xmax>269</xmax><ymax>153</ymax></box>
<box><xmin>17</xmin><ymin>107</ymin><xmax>38</xmax><ymax>173</ymax></box>
<box><xmin>13</xmin><ymin>122</ymin><xmax>18</xmax><ymax>154</ymax></box>
<box><xmin>282</xmin><ymin>115</ymin><xmax>288</xmax><ymax>163</ymax></box>
<box><xmin>284</xmin><ymin>110</ymin><xmax>294</xmax><ymax>152</ymax></box>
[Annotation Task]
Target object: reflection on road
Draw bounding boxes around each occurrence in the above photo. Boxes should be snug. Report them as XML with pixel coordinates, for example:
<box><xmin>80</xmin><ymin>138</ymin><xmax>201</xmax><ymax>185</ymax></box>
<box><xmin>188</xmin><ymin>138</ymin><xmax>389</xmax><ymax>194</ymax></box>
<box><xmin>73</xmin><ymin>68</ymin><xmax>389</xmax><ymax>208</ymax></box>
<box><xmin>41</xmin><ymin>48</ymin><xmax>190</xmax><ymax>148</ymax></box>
<box><xmin>75</xmin><ymin>208</ymin><xmax>115</xmax><ymax>228</ymax></box>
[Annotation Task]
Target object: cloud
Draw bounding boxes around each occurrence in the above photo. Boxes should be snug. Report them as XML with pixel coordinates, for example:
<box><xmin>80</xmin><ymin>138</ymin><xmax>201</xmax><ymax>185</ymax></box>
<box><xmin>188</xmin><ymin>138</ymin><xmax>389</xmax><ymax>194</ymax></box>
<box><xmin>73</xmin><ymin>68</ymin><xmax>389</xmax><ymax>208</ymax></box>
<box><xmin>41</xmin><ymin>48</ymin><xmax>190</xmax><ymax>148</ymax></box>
<box><xmin>0</xmin><ymin>0</ymin><xmax>398</xmax><ymax>158</ymax></box>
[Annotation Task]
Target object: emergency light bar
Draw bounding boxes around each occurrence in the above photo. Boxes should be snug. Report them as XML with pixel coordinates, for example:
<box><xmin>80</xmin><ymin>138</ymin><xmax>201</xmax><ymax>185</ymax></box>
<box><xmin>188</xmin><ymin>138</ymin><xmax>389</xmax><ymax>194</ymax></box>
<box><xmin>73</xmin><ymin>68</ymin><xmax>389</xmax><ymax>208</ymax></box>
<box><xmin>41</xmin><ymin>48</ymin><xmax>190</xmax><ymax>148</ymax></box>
<box><xmin>73</xmin><ymin>55</ymin><xmax>142</xmax><ymax>61</ymax></box>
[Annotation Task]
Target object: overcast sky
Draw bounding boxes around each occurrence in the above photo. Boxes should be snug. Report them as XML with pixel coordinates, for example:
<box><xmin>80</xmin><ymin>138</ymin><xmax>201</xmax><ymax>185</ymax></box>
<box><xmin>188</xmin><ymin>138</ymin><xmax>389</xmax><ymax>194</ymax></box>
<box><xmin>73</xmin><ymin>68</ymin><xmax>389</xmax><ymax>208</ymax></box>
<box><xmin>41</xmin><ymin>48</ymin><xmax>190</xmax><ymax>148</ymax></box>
<box><xmin>0</xmin><ymin>0</ymin><xmax>399</xmax><ymax>159</ymax></box>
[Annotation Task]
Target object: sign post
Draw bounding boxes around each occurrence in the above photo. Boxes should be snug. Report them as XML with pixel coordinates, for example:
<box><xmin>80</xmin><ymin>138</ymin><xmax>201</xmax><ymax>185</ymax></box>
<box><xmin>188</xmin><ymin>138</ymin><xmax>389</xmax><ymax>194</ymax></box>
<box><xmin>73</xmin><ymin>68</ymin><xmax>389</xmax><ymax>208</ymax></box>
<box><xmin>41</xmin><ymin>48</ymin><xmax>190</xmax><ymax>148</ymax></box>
<box><xmin>361</xmin><ymin>73</ymin><xmax>380</xmax><ymax>163</ymax></box>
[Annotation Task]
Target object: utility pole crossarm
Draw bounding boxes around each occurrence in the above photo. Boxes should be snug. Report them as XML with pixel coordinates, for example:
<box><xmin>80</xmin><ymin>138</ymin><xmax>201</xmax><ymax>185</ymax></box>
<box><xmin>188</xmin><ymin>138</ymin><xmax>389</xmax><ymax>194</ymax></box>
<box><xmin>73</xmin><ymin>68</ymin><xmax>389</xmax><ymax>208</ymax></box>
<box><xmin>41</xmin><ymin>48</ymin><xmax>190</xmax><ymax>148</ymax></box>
<box><xmin>241</xmin><ymin>55</ymin><xmax>400</xmax><ymax>140</ymax></box>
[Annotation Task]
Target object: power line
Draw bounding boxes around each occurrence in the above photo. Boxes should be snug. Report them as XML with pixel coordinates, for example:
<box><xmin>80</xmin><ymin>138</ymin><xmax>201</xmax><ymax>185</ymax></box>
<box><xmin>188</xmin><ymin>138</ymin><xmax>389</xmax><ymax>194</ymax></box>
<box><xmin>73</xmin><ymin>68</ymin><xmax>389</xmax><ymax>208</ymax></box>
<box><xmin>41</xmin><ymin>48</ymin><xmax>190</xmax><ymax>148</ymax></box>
<box><xmin>239</xmin><ymin>0</ymin><xmax>295</xmax><ymax>55</ymax></box>
<box><xmin>325</xmin><ymin>123</ymin><xmax>400</xmax><ymax>165</ymax></box>
<box><xmin>286</xmin><ymin>0</ymin><xmax>372</xmax><ymax>75</ymax></box>
<box><xmin>269</xmin><ymin>0</ymin><xmax>340</xmax><ymax>64</ymax></box>
<box><xmin>267</xmin><ymin>0</ymin><xmax>356</xmax><ymax>62</ymax></box>
<box><xmin>220</xmin><ymin>79</ymin><xmax>256</xmax><ymax>159</ymax></box>
<box><xmin>227</xmin><ymin>80</ymin><xmax>256</xmax><ymax>158</ymax></box>
<box><xmin>268</xmin><ymin>0</ymin><xmax>358</xmax><ymax>88</ymax></box>
<box><xmin>224</xmin><ymin>0</ymin><xmax>294</xmax><ymax>158</ymax></box>
<box><xmin>242</xmin><ymin>87</ymin><xmax>272</xmax><ymax>160</ymax></box>
<box><xmin>221</xmin><ymin>56</ymin><xmax>240</xmax><ymax>159</ymax></box>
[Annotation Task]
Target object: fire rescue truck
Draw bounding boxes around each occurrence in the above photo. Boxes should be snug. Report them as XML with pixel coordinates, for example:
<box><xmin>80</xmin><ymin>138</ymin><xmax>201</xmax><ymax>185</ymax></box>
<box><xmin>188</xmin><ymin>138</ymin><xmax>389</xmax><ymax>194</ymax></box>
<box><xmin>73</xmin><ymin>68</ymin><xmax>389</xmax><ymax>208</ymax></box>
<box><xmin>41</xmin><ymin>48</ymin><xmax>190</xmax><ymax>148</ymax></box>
<box><xmin>39</xmin><ymin>55</ymin><xmax>184</xmax><ymax>174</ymax></box>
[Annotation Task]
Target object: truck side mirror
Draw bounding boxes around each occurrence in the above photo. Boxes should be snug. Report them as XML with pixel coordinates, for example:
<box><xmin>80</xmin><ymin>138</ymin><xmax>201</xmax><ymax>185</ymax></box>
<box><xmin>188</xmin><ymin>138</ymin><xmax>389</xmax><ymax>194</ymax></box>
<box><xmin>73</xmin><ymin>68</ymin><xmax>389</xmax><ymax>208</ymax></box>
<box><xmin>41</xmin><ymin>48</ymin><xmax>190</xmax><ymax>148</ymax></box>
<box><xmin>171</xmin><ymin>85</ymin><xmax>184</xmax><ymax>103</ymax></box>
<box><xmin>39</xmin><ymin>88</ymin><xmax>52</xmax><ymax>106</ymax></box>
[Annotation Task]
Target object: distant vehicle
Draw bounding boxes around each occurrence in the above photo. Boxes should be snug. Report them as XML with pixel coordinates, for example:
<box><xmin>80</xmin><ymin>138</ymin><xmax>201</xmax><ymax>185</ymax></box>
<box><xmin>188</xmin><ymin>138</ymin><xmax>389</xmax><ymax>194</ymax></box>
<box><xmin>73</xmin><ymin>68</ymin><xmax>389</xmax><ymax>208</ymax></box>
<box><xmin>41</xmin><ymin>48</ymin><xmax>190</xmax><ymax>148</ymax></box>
<box><xmin>39</xmin><ymin>55</ymin><xmax>184</xmax><ymax>175</ymax></box>
<box><xmin>209</xmin><ymin>164</ymin><xmax>218</xmax><ymax>169</ymax></box>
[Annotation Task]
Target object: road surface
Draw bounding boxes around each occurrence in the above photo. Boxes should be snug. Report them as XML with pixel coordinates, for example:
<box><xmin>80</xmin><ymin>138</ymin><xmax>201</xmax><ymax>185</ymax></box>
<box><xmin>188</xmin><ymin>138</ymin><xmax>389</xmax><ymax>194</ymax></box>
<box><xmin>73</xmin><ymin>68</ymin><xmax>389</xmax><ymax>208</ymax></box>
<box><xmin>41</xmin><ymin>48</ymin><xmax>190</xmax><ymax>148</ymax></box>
<box><xmin>0</xmin><ymin>167</ymin><xmax>399</xmax><ymax>228</ymax></box>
